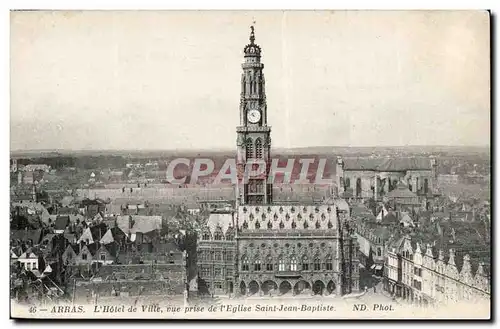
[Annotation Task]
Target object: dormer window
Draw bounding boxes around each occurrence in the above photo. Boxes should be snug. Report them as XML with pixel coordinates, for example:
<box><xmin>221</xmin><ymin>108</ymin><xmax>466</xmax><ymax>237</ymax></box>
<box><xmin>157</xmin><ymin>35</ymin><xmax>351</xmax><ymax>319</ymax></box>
<box><xmin>255</xmin><ymin>207</ymin><xmax>260</xmax><ymax>213</ymax></box>
<box><xmin>267</xmin><ymin>206</ymin><xmax>272</xmax><ymax>213</ymax></box>
<box><xmin>243</xmin><ymin>207</ymin><xmax>247</xmax><ymax>213</ymax></box>
<box><xmin>291</xmin><ymin>207</ymin><xmax>295</xmax><ymax>213</ymax></box>
<box><xmin>279</xmin><ymin>207</ymin><xmax>283</xmax><ymax>214</ymax></box>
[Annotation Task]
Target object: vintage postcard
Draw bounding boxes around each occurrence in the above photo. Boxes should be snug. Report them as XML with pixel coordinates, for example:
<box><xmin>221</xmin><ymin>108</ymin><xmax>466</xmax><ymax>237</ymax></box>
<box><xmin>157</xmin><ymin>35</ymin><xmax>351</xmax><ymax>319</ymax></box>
<box><xmin>9</xmin><ymin>10</ymin><xmax>491</xmax><ymax>320</ymax></box>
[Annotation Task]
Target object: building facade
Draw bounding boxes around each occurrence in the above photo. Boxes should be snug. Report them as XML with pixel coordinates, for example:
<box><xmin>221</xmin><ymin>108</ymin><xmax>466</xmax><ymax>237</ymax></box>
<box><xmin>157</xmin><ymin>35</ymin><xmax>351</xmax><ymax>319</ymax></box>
<box><xmin>336</xmin><ymin>156</ymin><xmax>438</xmax><ymax>204</ymax></box>
<box><xmin>234</xmin><ymin>202</ymin><xmax>359</xmax><ymax>296</ymax></box>
<box><xmin>384</xmin><ymin>235</ymin><xmax>490</xmax><ymax>306</ymax></box>
<box><xmin>197</xmin><ymin>210</ymin><xmax>236</xmax><ymax>296</ymax></box>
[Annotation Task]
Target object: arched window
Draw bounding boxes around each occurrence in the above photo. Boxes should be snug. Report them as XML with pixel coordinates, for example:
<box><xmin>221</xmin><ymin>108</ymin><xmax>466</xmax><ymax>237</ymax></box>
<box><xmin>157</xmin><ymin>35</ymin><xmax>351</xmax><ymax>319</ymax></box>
<box><xmin>242</xmin><ymin>256</ymin><xmax>249</xmax><ymax>271</ymax></box>
<box><xmin>279</xmin><ymin>221</ymin><xmax>284</xmax><ymax>229</ymax></box>
<box><xmin>327</xmin><ymin>220</ymin><xmax>333</xmax><ymax>229</ymax></box>
<box><xmin>345</xmin><ymin>178</ymin><xmax>350</xmax><ymax>189</ymax></box>
<box><xmin>255</xmin><ymin>220</ymin><xmax>260</xmax><ymax>229</ymax></box>
<box><xmin>242</xmin><ymin>220</ymin><xmax>248</xmax><ymax>229</ymax></box>
<box><xmin>290</xmin><ymin>256</ymin><xmax>298</xmax><ymax>271</ymax></box>
<box><xmin>291</xmin><ymin>221</ymin><xmax>296</xmax><ymax>229</ymax></box>
<box><xmin>225</xmin><ymin>231</ymin><xmax>233</xmax><ymax>241</ymax></box>
<box><xmin>315</xmin><ymin>220</ymin><xmax>321</xmax><ymax>229</ymax></box>
<box><xmin>267</xmin><ymin>220</ymin><xmax>273</xmax><ymax>229</ymax></box>
<box><xmin>424</xmin><ymin>179</ymin><xmax>429</xmax><ymax>194</ymax></box>
<box><xmin>356</xmin><ymin>178</ymin><xmax>362</xmax><ymax>198</ymax></box>
<box><xmin>302</xmin><ymin>256</ymin><xmax>309</xmax><ymax>271</ymax></box>
<box><xmin>246</xmin><ymin>138</ymin><xmax>254</xmax><ymax>159</ymax></box>
<box><xmin>326</xmin><ymin>255</ymin><xmax>333</xmax><ymax>271</ymax></box>
<box><xmin>255</xmin><ymin>138</ymin><xmax>263</xmax><ymax>159</ymax></box>
<box><xmin>202</xmin><ymin>232</ymin><xmax>211</xmax><ymax>240</ymax></box>
<box><xmin>314</xmin><ymin>258</ymin><xmax>321</xmax><ymax>271</ymax></box>
<box><xmin>278</xmin><ymin>257</ymin><xmax>285</xmax><ymax>271</ymax></box>
<box><xmin>266</xmin><ymin>256</ymin><xmax>273</xmax><ymax>271</ymax></box>
<box><xmin>254</xmin><ymin>258</ymin><xmax>262</xmax><ymax>271</ymax></box>
<box><xmin>214</xmin><ymin>231</ymin><xmax>223</xmax><ymax>241</ymax></box>
<box><xmin>304</xmin><ymin>221</ymin><xmax>309</xmax><ymax>229</ymax></box>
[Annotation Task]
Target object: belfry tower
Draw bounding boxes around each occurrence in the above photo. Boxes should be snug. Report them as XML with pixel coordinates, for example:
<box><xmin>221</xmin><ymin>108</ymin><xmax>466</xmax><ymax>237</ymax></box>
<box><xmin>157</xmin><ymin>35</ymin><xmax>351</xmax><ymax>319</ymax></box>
<box><xmin>236</xmin><ymin>26</ymin><xmax>272</xmax><ymax>205</ymax></box>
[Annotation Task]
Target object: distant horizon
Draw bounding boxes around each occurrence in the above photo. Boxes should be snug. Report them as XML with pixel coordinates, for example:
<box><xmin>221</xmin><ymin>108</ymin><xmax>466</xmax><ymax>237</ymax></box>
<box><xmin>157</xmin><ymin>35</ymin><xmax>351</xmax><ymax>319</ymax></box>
<box><xmin>10</xmin><ymin>143</ymin><xmax>491</xmax><ymax>155</ymax></box>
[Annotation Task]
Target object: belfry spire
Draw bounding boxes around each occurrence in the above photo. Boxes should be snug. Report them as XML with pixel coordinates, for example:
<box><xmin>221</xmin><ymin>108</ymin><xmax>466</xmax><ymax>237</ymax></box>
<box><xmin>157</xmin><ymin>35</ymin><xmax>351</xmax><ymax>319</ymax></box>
<box><xmin>250</xmin><ymin>25</ymin><xmax>255</xmax><ymax>44</ymax></box>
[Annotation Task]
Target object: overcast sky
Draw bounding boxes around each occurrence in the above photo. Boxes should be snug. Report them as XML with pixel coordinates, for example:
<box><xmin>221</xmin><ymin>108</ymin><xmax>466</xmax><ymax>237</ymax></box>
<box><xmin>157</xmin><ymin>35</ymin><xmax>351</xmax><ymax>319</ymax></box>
<box><xmin>10</xmin><ymin>10</ymin><xmax>490</xmax><ymax>151</ymax></box>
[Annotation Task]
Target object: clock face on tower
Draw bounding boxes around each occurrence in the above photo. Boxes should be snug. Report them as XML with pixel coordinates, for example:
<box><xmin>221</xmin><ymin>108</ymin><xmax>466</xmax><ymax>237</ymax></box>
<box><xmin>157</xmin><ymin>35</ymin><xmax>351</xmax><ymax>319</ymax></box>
<box><xmin>247</xmin><ymin>109</ymin><xmax>261</xmax><ymax>123</ymax></box>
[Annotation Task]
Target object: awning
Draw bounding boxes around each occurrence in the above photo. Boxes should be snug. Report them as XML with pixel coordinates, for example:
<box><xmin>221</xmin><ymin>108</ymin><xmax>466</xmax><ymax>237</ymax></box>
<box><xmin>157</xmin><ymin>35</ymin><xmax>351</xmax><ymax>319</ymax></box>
<box><xmin>370</xmin><ymin>264</ymin><xmax>376</xmax><ymax>270</ymax></box>
<box><xmin>375</xmin><ymin>265</ymin><xmax>383</xmax><ymax>270</ymax></box>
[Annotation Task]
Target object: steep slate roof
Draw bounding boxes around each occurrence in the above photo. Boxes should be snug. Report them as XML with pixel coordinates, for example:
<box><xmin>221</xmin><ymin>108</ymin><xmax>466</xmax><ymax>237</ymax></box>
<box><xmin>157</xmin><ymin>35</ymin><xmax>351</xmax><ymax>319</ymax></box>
<box><xmin>54</xmin><ymin>215</ymin><xmax>70</xmax><ymax>230</ymax></box>
<box><xmin>386</xmin><ymin>182</ymin><xmax>418</xmax><ymax>199</ymax></box>
<box><xmin>10</xmin><ymin>229</ymin><xmax>43</xmax><ymax>244</ymax></box>
<box><xmin>100</xmin><ymin>229</ymin><xmax>115</xmax><ymax>244</ymax></box>
<box><xmin>371</xmin><ymin>225</ymin><xmax>392</xmax><ymax>241</ymax></box>
<box><xmin>206</xmin><ymin>213</ymin><xmax>234</xmax><ymax>236</ymax></box>
<box><xmin>342</xmin><ymin>157</ymin><xmax>432</xmax><ymax>171</ymax></box>
<box><xmin>380</xmin><ymin>212</ymin><xmax>399</xmax><ymax>225</ymax></box>
<box><xmin>102</xmin><ymin>242</ymin><xmax>120</xmax><ymax>258</ymax></box>
<box><xmin>83</xmin><ymin>243</ymin><xmax>99</xmax><ymax>256</ymax></box>
<box><xmin>90</xmin><ymin>223</ymin><xmax>108</xmax><ymax>241</ymax></box>
<box><xmin>116</xmin><ymin>215</ymin><xmax>162</xmax><ymax>235</ymax></box>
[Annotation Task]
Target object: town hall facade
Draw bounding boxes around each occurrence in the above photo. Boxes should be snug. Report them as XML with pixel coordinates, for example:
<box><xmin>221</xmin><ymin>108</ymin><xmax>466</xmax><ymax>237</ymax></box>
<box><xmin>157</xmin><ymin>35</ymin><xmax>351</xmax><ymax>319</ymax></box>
<box><xmin>198</xmin><ymin>26</ymin><xmax>360</xmax><ymax>297</ymax></box>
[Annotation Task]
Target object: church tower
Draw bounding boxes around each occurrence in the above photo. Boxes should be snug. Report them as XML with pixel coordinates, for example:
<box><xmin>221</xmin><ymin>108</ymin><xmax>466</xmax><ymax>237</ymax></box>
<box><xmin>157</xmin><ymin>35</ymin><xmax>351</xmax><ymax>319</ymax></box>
<box><xmin>236</xmin><ymin>26</ymin><xmax>272</xmax><ymax>205</ymax></box>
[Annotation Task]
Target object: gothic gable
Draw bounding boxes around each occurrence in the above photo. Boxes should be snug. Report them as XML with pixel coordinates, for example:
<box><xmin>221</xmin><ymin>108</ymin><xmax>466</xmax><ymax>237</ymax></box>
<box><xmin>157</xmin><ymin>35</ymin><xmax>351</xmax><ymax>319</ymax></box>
<box><xmin>237</xmin><ymin>205</ymin><xmax>337</xmax><ymax>230</ymax></box>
